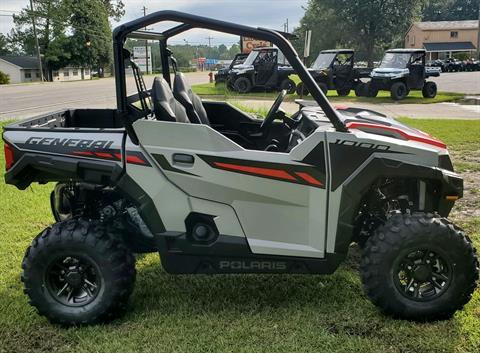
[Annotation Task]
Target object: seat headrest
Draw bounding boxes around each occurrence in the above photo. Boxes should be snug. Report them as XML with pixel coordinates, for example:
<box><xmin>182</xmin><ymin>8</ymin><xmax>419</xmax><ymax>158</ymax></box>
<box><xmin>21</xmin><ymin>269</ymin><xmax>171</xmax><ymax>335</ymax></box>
<box><xmin>151</xmin><ymin>77</ymin><xmax>189</xmax><ymax>123</ymax></box>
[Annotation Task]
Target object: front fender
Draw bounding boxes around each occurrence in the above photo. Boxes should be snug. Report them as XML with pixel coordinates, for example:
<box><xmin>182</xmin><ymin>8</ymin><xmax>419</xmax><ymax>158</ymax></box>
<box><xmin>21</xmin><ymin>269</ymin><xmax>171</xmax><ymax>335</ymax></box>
<box><xmin>333</xmin><ymin>157</ymin><xmax>463</xmax><ymax>255</ymax></box>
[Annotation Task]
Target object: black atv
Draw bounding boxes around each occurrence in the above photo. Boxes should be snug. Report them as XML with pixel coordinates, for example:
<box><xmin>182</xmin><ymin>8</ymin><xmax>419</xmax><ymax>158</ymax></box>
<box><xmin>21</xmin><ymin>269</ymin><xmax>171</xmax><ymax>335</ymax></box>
<box><xmin>214</xmin><ymin>53</ymin><xmax>248</xmax><ymax>85</ymax></box>
<box><xmin>369</xmin><ymin>49</ymin><xmax>441</xmax><ymax>100</ymax></box>
<box><xmin>296</xmin><ymin>49</ymin><xmax>372</xmax><ymax>97</ymax></box>
<box><xmin>227</xmin><ymin>47</ymin><xmax>296</xmax><ymax>94</ymax></box>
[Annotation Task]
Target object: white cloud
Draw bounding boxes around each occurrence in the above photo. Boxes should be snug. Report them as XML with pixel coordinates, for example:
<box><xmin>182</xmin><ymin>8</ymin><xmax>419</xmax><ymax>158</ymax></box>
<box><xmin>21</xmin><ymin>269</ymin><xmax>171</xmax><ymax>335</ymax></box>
<box><xmin>1</xmin><ymin>0</ymin><xmax>308</xmax><ymax>46</ymax></box>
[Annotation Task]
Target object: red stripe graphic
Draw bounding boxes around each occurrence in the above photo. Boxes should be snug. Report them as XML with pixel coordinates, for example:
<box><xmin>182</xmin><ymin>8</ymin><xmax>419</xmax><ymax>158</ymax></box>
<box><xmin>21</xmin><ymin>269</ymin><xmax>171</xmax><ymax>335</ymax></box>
<box><xmin>213</xmin><ymin>162</ymin><xmax>297</xmax><ymax>181</ymax></box>
<box><xmin>295</xmin><ymin>172</ymin><xmax>323</xmax><ymax>186</ymax></box>
<box><xmin>126</xmin><ymin>154</ymin><xmax>147</xmax><ymax>165</ymax></box>
<box><xmin>94</xmin><ymin>152</ymin><xmax>115</xmax><ymax>159</ymax></box>
<box><xmin>73</xmin><ymin>151</ymin><xmax>93</xmax><ymax>156</ymax></box>
<box><xmin>346</xmin><ymin>122</ymin><xmax>446</xmax><ymax>149</ymax></box>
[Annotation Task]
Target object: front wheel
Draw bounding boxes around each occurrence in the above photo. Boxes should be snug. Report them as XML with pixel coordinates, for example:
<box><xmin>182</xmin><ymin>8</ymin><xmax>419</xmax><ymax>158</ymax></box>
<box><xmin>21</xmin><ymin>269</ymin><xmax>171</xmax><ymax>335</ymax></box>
<box><xmin>336</xmin><ymin>88</ymin><xmax>351</xmax><ymax>97</ymax></box>
<box><xmin>234</xmin><ymin>77</ymin><xmax>252</xmax><ymax>93</ymax></box>
<box><xmin>365</xmin><ymin>82</ymin><xmax>378</xmax><ymax>97</ymax></box>
<box><xmin>390</xmin><ymin>82</ymin><xmax>408</xmax><ymax>100</ymax></box>
<box><xmin>361</xmin><ymin>213</ymin><xmax>478</xmax><ymax>321</ymax></box>
<box><xmin>22</xmin><ymin>218</ymin><xmax>136</xmax><ymax>326</ymax></box>
<box><xmin>354</xmin><ymin>83</ymin><xmax>366</xmax><ymax>97</ymax></box>
<box><xmin>422</xmin><ymin>81</ymin><xmax>437</xmax><ymax>98</ymax></box>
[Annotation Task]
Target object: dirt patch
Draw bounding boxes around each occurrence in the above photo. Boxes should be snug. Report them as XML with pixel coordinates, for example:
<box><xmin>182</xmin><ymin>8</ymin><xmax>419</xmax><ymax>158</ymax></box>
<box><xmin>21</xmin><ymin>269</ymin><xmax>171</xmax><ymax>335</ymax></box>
<box><xmin>451</xmin><ymin>169</ymin><xmax>480</xmax><ymax>222</ymax></box>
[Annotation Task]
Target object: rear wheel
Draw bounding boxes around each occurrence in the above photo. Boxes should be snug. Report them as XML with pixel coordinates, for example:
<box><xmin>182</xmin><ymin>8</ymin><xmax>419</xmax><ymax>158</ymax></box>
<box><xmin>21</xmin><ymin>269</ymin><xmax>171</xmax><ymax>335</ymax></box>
<box><xmin>234</xmin><ymin>77</ymin><xmax>252</xmax><ymax>93</ymax></box>
<box><xmin>422</xmin><ymin>81</ymin><xmax>437</xmax><ymax>98</ymax></box>
<box><xmin>22</xmin><ymin>218</ymin><xmax>136</xmax><ymax>326</ymax></box>
<box><xmin>361</xmin><ymin>213</ymin><xmax>478</xmax><ymax>321</ymax></box>
<box><xmin>390</xmin><ymin>82</ymin><xmax>408</xmax><ymax>100</ymax></box>
<box><xmin>295</xmin><ymin>82</ymin><xmax>309</xmax><ymax>96</ymax></box>
<box><xmin>336</xmin><ymin>88</ymin><xmax>351</xmax><ymax>97</ymax></box>
<box><xmin>280</xmin><ymin>78</ymin><xmax>296</xmax><ymax>94</ymax></box>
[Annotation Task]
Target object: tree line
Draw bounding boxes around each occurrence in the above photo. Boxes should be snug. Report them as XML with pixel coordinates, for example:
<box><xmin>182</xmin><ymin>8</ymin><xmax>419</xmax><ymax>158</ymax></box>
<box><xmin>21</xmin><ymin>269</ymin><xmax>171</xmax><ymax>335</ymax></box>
<box><xmin>0</xmin><ymin>0</ymin><xmax>477</xmax><ymax>80</ymax></box>
<box><xmin>124</xmin><ymin>39</ymin><xmax>241</xmax><ymax>70</ymax></box>
<box><xmin>294</xmin><ymin>0</ymin><xmax>479</xmax><ymax>66</ymax></box>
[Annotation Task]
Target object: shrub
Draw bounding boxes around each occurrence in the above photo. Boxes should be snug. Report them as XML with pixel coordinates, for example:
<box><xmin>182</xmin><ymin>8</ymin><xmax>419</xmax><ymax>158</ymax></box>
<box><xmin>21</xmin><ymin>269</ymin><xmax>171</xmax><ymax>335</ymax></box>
<box><xmin>453</xmin><ymin>52</ymin><xmax>470</xmax><ymax>61</ymax></box>
<box><xmin>0</xmin><ymin>70</ymin><xmax>10</xmax><ymax>84</ymax></box>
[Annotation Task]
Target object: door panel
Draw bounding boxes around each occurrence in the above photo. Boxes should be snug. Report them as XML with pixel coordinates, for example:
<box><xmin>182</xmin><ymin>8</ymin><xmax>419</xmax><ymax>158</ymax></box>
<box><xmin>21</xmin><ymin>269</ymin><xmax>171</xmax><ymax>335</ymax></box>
<box><xmin>133</xmin><ymin>119</ymin><xmax>328</xmax><ymax>258</ymax></box>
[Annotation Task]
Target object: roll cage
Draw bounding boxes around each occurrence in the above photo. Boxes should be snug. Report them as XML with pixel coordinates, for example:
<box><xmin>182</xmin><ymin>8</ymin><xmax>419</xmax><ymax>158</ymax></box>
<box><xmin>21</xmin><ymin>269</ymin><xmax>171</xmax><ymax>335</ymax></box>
<box><xmin>112</xmin><ymin>11</ymin><xmax>348</xmax><ymax>143</ymax></box>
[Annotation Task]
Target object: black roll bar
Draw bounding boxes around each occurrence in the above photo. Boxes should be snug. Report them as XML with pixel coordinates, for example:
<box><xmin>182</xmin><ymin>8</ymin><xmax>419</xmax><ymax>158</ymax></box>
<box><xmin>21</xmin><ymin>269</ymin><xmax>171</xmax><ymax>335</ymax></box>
<box><xmin>113</xmin><ymin>10</ymin><xmax>348</xmax><ymax>140</ymax></box>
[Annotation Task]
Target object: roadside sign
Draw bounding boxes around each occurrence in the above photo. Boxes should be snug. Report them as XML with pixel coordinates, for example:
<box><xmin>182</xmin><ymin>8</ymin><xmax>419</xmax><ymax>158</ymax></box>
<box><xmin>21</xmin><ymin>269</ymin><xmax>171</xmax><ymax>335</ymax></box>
<box><xmin>133</xmin><ymin>46</ymin><xmax>152</xmax><ymax>74</ymax></box>
<box><xmin>241</xmin><ymin>37</ymin><xmax>272</xmax><ymax>53</ymax></box>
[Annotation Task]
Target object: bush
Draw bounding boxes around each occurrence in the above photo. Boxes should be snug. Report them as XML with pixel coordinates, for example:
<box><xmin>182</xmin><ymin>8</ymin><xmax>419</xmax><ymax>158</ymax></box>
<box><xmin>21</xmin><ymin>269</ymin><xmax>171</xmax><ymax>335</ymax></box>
<box><xmin>453</xmin><ymin>52</ymin><xmax>470</xmax><ymax>61</ymax></box>
<box><xmin>0</xmin><ymin>70</ymin><xmax>10</xmax><ymax>84</ymax></box>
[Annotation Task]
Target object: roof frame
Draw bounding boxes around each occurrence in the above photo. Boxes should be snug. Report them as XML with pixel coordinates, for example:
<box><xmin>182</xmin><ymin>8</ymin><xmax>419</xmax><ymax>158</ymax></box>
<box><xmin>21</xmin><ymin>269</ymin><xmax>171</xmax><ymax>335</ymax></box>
<box><xmin>113</xmin><ymin>10</ymin><xmax>347</xmax><ymax>142</ymax></box>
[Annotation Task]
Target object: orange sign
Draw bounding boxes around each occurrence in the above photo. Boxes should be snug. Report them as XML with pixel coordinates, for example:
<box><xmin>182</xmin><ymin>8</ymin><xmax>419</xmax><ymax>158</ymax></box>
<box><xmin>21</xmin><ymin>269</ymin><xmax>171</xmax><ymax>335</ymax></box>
<box><xmin>241</xmin><ymin>37</ymin><xmax>272</xmax><ymax>53</ymax></box>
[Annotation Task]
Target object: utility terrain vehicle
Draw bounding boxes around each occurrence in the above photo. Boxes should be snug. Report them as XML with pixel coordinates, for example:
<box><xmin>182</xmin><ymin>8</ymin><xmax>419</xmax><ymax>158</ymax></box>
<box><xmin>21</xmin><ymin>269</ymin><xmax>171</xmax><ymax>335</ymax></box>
<box><xmin>214</xmin><ymin>53</ymin><xmax>248</xmax><ymax>84</ymax></box>
<box><xmin>296</xmin><ymin>49</ymin><xmax>372</xmax><ymax>97</ymax></box>
<box><xmin>3</xmin><ymin>11</ymin><xmax>477</xmax><ymax>326</ymax></box>
<box><xmin>369</xmin><ymin>49</ymin><xmax>441</xmax><ymax>100</ymax></box>
<box><xmin>227</xmin><ymin>47</ymin><xmax>296</xmax><ymax>93</ymax></box>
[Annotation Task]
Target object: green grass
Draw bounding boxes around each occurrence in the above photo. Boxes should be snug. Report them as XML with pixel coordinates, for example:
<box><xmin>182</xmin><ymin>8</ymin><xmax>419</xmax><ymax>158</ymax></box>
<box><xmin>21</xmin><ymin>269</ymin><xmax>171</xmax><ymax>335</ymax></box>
<box><xmin>193</xmin><ymin>82</ymin><xmax>464</xmax><ymax>104</ymax></box>
<box><xmin>1</xmin><ymin>120</ymin><xmax>479</xmax><ymax>353</ymax></box>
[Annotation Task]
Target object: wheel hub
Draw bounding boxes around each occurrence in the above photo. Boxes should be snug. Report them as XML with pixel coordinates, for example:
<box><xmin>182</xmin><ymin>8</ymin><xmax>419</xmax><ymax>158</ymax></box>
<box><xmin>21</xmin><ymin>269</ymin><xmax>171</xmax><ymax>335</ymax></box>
<box><xmin>412</xmin><ymin>264</ymin><xmax>431</xmax><ymax>282</ymax></box>
<box><xmin>46</xmin><ymin>256</ymin><xmax>101</xmax><ymax>307</ymax></box>
<box><xmin>65</xmin><ymin>270</ymin><xmax>83</xmax><ymax>289</ymax></box>
<box><xmin>394</xmin><ymin>249</ymin><xmax>451</xmax><ymax>302</ymax></box>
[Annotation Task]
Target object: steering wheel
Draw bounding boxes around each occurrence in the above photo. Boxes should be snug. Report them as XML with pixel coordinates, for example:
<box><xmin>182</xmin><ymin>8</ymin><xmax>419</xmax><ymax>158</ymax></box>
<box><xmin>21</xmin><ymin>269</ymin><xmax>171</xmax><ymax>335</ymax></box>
<box><xmin>260</xmin><ymin>89</ymin><xmax>287</xmax><ymax>134</ymax></box>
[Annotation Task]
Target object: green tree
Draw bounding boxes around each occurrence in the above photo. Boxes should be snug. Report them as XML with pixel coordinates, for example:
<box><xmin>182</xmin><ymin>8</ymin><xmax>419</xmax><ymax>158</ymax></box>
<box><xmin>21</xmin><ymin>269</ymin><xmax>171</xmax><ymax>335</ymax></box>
<box><xmin>0</xmin><ymin>34</ymin><xmax>11</xmax><ymax>55</ymax></box>
<box><xmin>422</xmin><ymin>0</ymin><xmax>479</xmax><ymax>21</ymax></box>
<box><xmin>7</xmin><ymin>0</ymin><xmax>124</xmax><ymax>80</ymax></box>
<box><xmin>296</xmin><ymin>0</ymin><xmax>423</xmax><ymax>65</ymax></box>
<box><xmin>68</xmin><ymin>0</ymin><xmax>113</xmax><ymax>75</ymax></box>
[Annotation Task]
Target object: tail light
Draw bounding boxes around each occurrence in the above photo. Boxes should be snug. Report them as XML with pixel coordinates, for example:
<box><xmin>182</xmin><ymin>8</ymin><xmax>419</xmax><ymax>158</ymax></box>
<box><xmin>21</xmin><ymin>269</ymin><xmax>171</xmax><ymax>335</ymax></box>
<box><xmin>4</xmin><ymin>142</ymin><xmax>14</xmax><ymax>171</ymax></box>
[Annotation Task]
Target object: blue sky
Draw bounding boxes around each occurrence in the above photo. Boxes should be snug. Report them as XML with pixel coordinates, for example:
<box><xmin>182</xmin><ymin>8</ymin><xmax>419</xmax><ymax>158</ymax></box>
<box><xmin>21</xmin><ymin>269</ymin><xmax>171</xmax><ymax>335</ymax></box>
<box><xmin>0</xmin><ymin>0</ymin><xmax>308</xmax><ymax>45</ymax></box>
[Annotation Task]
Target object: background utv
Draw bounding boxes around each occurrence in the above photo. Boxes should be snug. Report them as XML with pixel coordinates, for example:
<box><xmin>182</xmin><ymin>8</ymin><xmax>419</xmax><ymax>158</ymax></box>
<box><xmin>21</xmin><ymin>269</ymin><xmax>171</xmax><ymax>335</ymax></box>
<box><xmin>2</xmin><ymin>11</ymin><xmax>478</xmax><ymax>326</ymax></box>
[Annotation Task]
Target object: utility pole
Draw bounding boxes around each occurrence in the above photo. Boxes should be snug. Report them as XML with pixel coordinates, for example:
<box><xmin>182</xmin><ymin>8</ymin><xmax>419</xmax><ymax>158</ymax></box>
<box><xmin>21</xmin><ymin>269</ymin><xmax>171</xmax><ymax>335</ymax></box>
<box><xmin>206</xmin><ymin>36</ymin><xmax>213</xmax><ymax>47</ymax></box>
<box><xmin>283</xmin><ymin>18</ymin><xmax>289</xmax><ymax>33</ymax></box>
<box><xmin>29</xmin><ymin>0</ymin><xmax>44</xmax><ymax>82</ymax></box>
<box><xmin>142</xmin><ymin>6</ymin><xmax>149</xmax><ymax>74</ymax></box>
<box><xmin>477</xmin><ymin>5</ymin><xmax>480</xmax><ymax>59</ymax></box>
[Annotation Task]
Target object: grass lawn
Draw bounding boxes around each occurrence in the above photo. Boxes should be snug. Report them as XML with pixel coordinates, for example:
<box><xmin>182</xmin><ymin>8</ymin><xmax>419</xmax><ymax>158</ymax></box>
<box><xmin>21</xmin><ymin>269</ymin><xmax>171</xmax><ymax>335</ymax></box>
<box><xmin>193</xmin><ymin>82</ymin><xmax>464</xmax><ymax>105</ymax></box>
<box><xmin>0</xmin><ymin>119</ymin><xmax>479</xmax><ymax>353</ymax></box>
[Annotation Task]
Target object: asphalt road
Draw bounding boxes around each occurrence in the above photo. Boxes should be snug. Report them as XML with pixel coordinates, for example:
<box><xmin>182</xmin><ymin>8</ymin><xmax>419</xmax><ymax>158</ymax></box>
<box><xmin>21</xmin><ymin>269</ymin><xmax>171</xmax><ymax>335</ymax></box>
<box><xmin>430</xmin><ymin>71</ymin><xmax>480</xmax><ymax>95</ymax></box>
<box><xmin>0</xmin><ymin>71</ymin><xmax>478</xmax><ymax>121</ymax></box>
<box><xmin>0</xmin><ymin>72</ymin><xmax>210</xmax><ymax>120</ymax></box>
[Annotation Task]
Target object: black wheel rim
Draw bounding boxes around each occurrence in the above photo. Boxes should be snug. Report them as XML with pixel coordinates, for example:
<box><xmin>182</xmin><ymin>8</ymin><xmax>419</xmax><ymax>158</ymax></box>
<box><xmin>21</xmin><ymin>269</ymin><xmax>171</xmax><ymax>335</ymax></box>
<box><xmin>237</xmin><ymin>80</ymin><xmax>247</xmax><ymax>92</ymax></box>
<box><xmin>45</xmin><ymin>255</ymin><xmax>101</xmax><ymax>307</ymax></box>
<box><xmin>393</xmin><ymin>249</ymin><xmax>452</xmax><ymax>302</ymax></box>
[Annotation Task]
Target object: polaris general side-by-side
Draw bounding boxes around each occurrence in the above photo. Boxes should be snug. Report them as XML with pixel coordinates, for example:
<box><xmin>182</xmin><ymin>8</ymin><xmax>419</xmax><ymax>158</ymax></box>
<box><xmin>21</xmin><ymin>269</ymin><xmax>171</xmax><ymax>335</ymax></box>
<box><xmin>296</xmin><ymin>49</ymin><xmax>372</xmax><ymax>97</ymax></box>
<box><xmin>214</xmin><ymin>53</ymin><xmax>248</xmax><ymax>84</ymax></box>
<box><xmin>369</xmin><ymin>49</ymin><xmax>441</xmax><ymax>100</ymax></box>
<box><xmin>2</xmin><ymin>11</ymin><xmax>478</xmax><ymax>326</ymax></box>
<box><xmin>227</xmin><ymin>47</ymin><xmax>296</xmax><ymax>93</ymax></box>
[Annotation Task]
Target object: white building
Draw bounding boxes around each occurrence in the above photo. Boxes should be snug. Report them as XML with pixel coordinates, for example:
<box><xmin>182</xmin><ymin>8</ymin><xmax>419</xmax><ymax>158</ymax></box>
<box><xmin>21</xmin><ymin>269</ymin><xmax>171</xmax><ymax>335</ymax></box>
<box><xmin>0</xmin><ymin>56</ymin><xmax>91</xmax><ymax>84</ymax></box>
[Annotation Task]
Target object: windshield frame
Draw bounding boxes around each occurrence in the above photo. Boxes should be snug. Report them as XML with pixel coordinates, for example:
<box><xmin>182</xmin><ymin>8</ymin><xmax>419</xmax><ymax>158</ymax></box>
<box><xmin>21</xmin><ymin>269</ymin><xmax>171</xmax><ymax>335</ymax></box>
<box><xmin>242</xmin><ymin>50</ymin><xmax>260</xmax><ymax>66</ymax></box>
<box><xmin>379</xmin><ymin>52</ymin><xmax>412</xmax><ymax>69</ymax></box>
<box><xmin>311</xmin><ymin>53</ymin><xmax>336</xmax><ymax>70</ymax></box>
